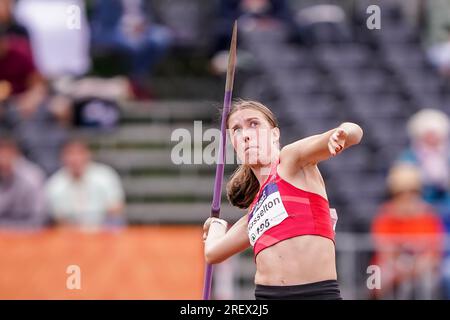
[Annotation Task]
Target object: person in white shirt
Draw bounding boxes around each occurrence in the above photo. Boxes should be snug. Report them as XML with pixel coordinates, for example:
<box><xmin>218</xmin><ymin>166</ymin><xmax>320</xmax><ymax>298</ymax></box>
<box><xmin>46</xmin><ymin>139</ymin><xmax>125</xmax><ymax>230</ymax></box>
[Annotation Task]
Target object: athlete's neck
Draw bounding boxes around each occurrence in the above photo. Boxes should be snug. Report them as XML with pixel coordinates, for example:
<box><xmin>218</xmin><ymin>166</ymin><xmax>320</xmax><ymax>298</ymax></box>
<box><xmin>251</xmin><ymin>151</ymin><xmax>280</xmax><ymax>186</ymax></box>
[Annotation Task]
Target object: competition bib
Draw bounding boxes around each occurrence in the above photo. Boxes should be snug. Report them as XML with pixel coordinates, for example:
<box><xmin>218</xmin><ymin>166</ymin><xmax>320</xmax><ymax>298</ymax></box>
<box><xmin>248</xmin><ymin>183</ymin><xmax>289</xmax><ymax>246</ymax></box>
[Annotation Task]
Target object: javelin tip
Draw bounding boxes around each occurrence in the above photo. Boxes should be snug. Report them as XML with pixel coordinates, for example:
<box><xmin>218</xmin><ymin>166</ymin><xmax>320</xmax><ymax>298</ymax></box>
<box><xmin>224</xmin><ymin>21</ymin><xmax>237</xmax><ymax>93</ymax></box>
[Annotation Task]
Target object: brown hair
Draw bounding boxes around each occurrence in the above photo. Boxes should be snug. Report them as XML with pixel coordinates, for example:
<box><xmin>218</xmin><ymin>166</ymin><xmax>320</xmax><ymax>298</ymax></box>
<box><xmin>225</xmin><ymin>99</ymin><xmax>279</xmax><ymax>209</ymax></box>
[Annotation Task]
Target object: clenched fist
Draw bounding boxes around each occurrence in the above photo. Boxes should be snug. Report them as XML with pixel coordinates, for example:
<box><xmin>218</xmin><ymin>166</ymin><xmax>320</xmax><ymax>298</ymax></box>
<box><xmin>328</xmin><ymin>128</ymin><xmax>347</xmax><ymax>156</ymax></box>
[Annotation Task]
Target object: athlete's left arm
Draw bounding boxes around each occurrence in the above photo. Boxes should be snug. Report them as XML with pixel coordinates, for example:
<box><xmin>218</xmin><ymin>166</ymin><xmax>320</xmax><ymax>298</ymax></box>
<box><xmin>279</xmin><ymin>122</ymin><xmax>363</xmax><ymax>170</ymax></box>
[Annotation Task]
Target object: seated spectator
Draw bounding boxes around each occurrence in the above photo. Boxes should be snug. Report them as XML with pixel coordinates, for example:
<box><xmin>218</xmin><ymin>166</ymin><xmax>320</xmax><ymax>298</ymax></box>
<box><xmin>90</xmin><ymin>0</ymin><xmax>173</xmax><ymax>99</ymax></box>
<box><xmin>0</xmin><ymin>135</ymin><xmax>48</xmax><ymax>229</ymax></box>
<box><xmin>46</xmin><ymin>139</ymin><xmax>126</xmax><ymax>230</ymax></box>
<box><xmin>211</xmin><ymin>0</ymin><xmax>298</xmax><ymax>74</ymax></box>
<box><xmin>398</xmin><ymin>109</ymin><xmax>450</xmax><ymax>212</ymax></box>
<box><xmin>294</xmin><ymin>4</ymin><xmax>351</xmax><ymax>46</ymax></box>
<box><xmin>0</xmin><ymin>24</ymin><xmax>40</xmax><ymax>98</ymax></box>
<box><xmin>371</xmin><ymin>164</ymin><xmax>444</xmax><ymax>299</ymax></box>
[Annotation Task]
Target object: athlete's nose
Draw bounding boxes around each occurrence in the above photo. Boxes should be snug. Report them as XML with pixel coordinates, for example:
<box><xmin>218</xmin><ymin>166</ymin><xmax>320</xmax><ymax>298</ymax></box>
<box><xmin>242</xmin><ymin>128</ymin><xmax>252</xmax><ymax>143</ymax></box>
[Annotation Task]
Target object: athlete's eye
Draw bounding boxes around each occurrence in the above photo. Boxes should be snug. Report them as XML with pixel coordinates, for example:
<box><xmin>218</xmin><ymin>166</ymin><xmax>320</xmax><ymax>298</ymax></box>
<box><xmin>250</xmin><ymin>121</ymin><xmax>259</xmax><ymax>128</ymax></box>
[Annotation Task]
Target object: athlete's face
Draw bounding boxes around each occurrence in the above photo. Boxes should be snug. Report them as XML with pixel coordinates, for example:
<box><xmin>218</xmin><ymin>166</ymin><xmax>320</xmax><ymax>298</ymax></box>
<box><xmin>228</xmin><ymin>109</ymin><xmax>280</xmax><ymax>166</ymax></box>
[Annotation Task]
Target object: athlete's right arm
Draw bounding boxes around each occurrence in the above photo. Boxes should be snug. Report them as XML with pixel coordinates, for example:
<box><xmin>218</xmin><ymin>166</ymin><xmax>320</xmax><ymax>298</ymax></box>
<box><xmin>203</xmin><ymin>214</ymin><xmax>251</xmax><ymax>264</ymax></box>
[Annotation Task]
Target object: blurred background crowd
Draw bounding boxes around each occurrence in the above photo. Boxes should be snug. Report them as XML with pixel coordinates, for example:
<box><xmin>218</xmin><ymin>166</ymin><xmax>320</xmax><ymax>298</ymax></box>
<box><xmin>1</xmin><ymin>0</ymin><xmax>450</xmax><ymax>300</ymax></box>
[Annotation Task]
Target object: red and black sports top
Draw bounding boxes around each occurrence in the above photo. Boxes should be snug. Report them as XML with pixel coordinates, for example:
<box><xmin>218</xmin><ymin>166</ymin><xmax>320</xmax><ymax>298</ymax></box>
<box><xmin>247</xmin><ymin>158</ymin><xmax>335</xmax><ymax>258</ymax></box>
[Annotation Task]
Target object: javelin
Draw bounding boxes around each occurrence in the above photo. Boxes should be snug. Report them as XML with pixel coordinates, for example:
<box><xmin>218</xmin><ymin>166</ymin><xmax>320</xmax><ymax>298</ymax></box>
<box><xmin>202</xmin><ymin>21</ymin><xmax>237</xmax><ymax>300</ymax></box>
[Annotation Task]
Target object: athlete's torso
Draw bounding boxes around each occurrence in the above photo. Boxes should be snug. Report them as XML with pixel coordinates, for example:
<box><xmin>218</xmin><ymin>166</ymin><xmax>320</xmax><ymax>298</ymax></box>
<box><xmin>247</xmin><ymin>159</ymin><xmax>337</xmax><ymax>285</ymax></box>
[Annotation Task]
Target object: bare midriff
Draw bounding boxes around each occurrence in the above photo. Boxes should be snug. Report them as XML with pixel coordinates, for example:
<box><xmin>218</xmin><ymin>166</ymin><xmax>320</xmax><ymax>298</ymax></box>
<box><xmin>254</xmin><ymin>235</ymin><xmax>337</xmax><ymax>285</ymax></box>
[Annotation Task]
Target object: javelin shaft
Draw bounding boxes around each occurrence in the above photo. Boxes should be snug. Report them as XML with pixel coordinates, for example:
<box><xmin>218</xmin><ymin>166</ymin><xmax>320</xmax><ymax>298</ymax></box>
<box><xmin>202</xmin><ymin>21</ymin><xmax>237</xmax><ymax>300</ymax></box>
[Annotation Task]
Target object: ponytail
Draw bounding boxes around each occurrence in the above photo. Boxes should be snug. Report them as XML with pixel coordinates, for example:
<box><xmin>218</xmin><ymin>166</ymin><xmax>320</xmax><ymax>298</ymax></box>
<box><xmin>226</xmin><ymin>165</ymin><xmax>260</xmax><ymax>209</ymax></box>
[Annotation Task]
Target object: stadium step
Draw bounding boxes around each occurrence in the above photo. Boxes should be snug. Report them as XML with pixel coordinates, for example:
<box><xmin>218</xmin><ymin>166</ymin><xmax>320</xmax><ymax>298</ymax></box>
<box><xmin>119</xmin><ymin>100</ymin><xmax>219</xmax><ymax>123</ymax></box>
<box><xmin>126</xmin><ymin>202</ymin><xmax>245</xmax><ymax>224</ymax></box>
<box><xmin>84</xmin><ymin>123</ymin><xmax>219</xmax><ymax>148</ymax></box>
<box><xmin>94</xmin><ymin>149</ymin><xmax>238</xmax><ymax>174</ymax></box>
<box><xmin>123</xmin><ymin>176</ymin><xmax>218</xmax><ymax>199</ymax></box>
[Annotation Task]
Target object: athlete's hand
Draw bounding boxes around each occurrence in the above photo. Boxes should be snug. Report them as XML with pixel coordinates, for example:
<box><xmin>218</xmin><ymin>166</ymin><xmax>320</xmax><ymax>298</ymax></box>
<box><xmin>328</xmin><ymin>128</ymin><xmax>347</xmax><ymax>156</ymax></box>
<box><xmin>203</xmin><ymin>217</ymin><xmax>228</xmax><ymax>242</ymax></box>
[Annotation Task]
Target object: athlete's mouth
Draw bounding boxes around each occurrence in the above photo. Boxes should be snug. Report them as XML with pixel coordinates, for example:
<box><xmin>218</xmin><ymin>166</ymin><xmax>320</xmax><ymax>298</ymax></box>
<box><xmin>245</xmin><ymin>146</ymin><xmax>258</xmax><ymax>152</ymax></box>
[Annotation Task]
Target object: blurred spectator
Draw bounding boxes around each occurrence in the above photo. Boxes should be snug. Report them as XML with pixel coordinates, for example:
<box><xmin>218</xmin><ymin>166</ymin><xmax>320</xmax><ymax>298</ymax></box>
<box><xmin>0</xmin><ymin>0</ymin><xmax>29</xmax><ymax>39</ymax></box>
<box><xmin>0</xmin><ymin>23</ymin><xmax>70</xmax><ymax>175</ymax></box>
<box><xmin>210</xmin><ymin>0</ymin><xmax>298</xmax><ymax>74</ymax></box>
<box><xmin>399</xmin><ymin>109</ymin><xmax>450</xmax><ymax>212</ymax></box>
<box><xmin>0</xmin><ymin>24</ymin><xmax>40</xmax><ymax>98</ymax></box>
<box><xmin>46</xmin><ymin>139</ymin><xmax>125</xmax><ymax>230</ymax></box>
<box><xmin>14</xmin><ymin>0</ymin><xmax>91</xmax><ymax>79</ymax></box>
<box><xmin>53</xmin><ymin>76</ymin><xmax>131</xmax><ymax>130</ymax></box>
<box><xmin>90</xmin><ymin>0</ymin><xmax>173</xmax><ymax>99</ymax></box>
<box><xmin>0</xmin><ymin>135</ymin><xmax>48</xmax><ymax>229</ymax></box>
<box><xmin>2</xmin><ymin>87</ymin><xmax>72</xmax><ymax>175</ymax></box>
<box><xmin>294</xmin><ymin>4</ymin><xmax>351</xmax><ymax>46</ymax></box>
<box><xmin>214</xmin><ymin>0</ymin><xmax>297</xmax><ymax>41</ymax></box>
<box><xmin>371</xmin><ymin>164</ymin><xmax>444</xmax><ymax>299</ymax></box>
<box><xmin>398</xmin><ymin>108</ymin><xmax>450</xmax><ymax>299</ymax></box>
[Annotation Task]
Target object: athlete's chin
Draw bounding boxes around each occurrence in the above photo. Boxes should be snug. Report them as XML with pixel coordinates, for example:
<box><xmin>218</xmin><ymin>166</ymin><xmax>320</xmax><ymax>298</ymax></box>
<box><xmin>240</xmin><ymin>154</ymin><xmax>270</xmax><ymax>166</ymax></box>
